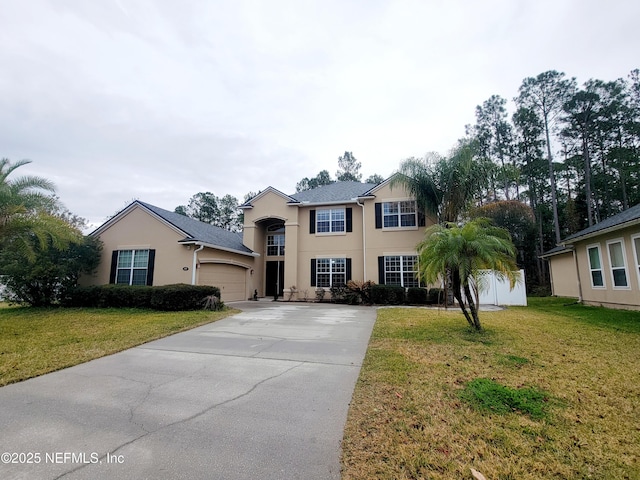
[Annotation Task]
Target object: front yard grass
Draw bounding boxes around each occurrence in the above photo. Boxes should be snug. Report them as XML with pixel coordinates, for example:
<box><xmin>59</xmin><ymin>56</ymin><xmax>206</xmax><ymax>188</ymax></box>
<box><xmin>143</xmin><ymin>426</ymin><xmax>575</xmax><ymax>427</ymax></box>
<box><xmin>0</xmin><ymin>306</ymin><xmax>237</xmax><ymax>387</ymax></box>
<box><xmin>342</xmin><ymin>298</ymin><xmax>640</xmax><ymax>479</ymax></box>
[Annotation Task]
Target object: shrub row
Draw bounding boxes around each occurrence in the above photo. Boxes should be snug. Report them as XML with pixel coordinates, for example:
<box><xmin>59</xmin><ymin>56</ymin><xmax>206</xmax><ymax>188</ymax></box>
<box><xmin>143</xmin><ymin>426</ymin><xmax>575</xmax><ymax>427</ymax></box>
<box><xmin>325</xmin><ymin>282</ymin><xmax>444</xmax><ymax>306</ymax></box>
<box><xmin>62</xmin><ymin>284</ymin><xmax>222</xmax><ymax>311</ymax></box>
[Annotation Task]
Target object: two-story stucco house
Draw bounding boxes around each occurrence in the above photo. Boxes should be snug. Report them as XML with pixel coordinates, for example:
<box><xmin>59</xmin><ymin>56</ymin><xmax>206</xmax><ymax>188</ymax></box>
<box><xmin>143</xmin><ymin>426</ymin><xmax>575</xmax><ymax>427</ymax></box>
<box><xmin>84</xmin><ymin>176</ymin><xmax>435</xmax><ymax>302</ymax></box>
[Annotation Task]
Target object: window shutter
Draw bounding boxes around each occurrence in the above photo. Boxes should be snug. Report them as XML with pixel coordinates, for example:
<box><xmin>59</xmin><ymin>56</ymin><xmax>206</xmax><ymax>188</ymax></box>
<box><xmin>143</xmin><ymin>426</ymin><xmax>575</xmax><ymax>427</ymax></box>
<box><xmin>375</xmin><ymin>203</ymin><xmax>382</xmax><ymax>229</ymax></box>
<box><xmin>346</xmin><ymin>258</ymin><xmax>352</xmax><ymax>281</ymax></box>
<box><xmin>310</xmin><ymin>259</ymin><xmax>316</xmax><ymax>286</ymax></box>
<box><xmin>346</xmin><ymin>208</ymin><xmax>353</xmax><ymax>232</ymax></box>
<box><xmin>146</xmin><ymin>249</ymin><xmax>156</xmax><ymax>286</ymax></box>
<box><xmin>418</xmin><ymin>209</ymin><xmax>426</xmax><ymax>227</ymax></box>
<box><xmin>109</xmin><ymin>251</ymin><xmax>118</xmax><ymax>284</ymax></box>
<box><xmin>309</xmin><ymin>209</ymin><xmax>316</xmax><ymax>234</ymax></box>
<box><xmin>378</xmin><ymin>256</ymin><xmax>385</xmax><ymax>284</ymax></box>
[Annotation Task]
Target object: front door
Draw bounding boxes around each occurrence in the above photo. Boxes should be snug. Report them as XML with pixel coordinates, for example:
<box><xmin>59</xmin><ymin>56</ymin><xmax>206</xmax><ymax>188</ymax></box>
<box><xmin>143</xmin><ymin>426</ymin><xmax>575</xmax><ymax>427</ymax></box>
<box><xmin>265</xmin><ymin>261</ymin><xmax>285</xmax><ymax>298</ymax></box>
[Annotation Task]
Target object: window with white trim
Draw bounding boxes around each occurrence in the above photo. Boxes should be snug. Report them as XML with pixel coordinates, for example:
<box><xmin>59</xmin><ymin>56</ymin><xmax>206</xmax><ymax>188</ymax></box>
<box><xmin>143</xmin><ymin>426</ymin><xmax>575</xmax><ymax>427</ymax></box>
<box><xmin>267</xmin><ymin>234</ymin><xmax>285</xmax><ymax>256</ymax></box>
<box><xmin>316</xmin><ymin>258</ymin><xmax>346</xmax><ymax>287</ymax></box>
<box><xmin>383</xmin><ymin>201</ymin><xmax>417</xmax><ymax>228</ymax></box>
<box><xmin>607</xmin><ymin>239</ymin><xmax>629</xmax><ymax>288</ymax></box>
<box><xmin>384</xmin><ymin>255</ymin><xmax>420</xmax><ymax>287</ymax></box>
<box><xmin>316</xmin><ymin>208</ymin><xmax>345</xmax><ymax>233</ymax></box>
<box><xmin>633</xmin><ymin>235</ymin><xmax>640</xmax><ymax>287</ymax></box>
<box><xmin>587</xmin><ymin>245</ymin><xmax>604</xmax><ymax>288</ymax></box>
<box><xmin>116</xmin><ymin>249</ymin><xmax>150</xmax><ymax>285</ymax></box>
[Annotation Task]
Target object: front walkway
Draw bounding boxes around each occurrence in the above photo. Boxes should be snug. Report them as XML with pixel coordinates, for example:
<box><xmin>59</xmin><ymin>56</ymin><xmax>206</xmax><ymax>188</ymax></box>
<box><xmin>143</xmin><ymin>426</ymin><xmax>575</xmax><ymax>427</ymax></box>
<box><xmin>0</xmin><ymin>302</ymin><xmax>377</xmax><ymax>480</ymax></box>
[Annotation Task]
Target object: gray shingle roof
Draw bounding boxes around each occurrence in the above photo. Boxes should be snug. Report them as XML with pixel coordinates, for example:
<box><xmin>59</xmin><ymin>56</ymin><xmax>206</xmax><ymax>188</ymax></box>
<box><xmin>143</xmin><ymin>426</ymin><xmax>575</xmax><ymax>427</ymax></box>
<box><xmin>137</xmin><ymin>201</ymin><xmax>254</xmax><ymax>255</ymax></box>
<box><xmin>289</xmin><ymin>181</ymin><xmax>376</xmax><ymax>204</ymax></box>
<box><xmin>540</xmin><ymin>245</ymin><xmax>572</xmax><ymax>258</ymax></box>
<box><xmin>562</xmin><ymin>203</ymin><xmax>640</xmax><ymax>243</ymax></box>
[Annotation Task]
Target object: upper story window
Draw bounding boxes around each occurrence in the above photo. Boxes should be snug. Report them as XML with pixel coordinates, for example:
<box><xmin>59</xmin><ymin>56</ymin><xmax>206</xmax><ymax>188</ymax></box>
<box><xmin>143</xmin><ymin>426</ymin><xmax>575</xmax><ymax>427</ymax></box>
<box><xmin>607</xmin><ymin>239</ymin><xmax>629</xmax><ymax>288</ymax></box>
<box><xmin>115</xmin><ymin>249</ymin><xmax>151</xmax><ymax>285</ymax></box>
<box><xmin>587</xmin><ymin>245</ymin><xmax>605</xmax><ymax>288</ymax></box>
<box><xmin>266</xmin><ymin>223</ymin><xmax>285</xmax><ymax>256</ymax></box>
<box><xmin>375</xmin><ymin>201</ymin><xmax>419</xmax><ymax>229</ymax></box>
<box><xmin>317</xmin><ymin>208</ymin><xmax>345</xmax><ymax>233</ymax></box>
<box><xmin>309</xmin><ymin>208</ymin><xmax>352</xmax><ymax>234</ymax></box>
<box><xmin>267</xmin><ymin>234</ymin><xmax>285</xmax><ymax>256</ymax></box>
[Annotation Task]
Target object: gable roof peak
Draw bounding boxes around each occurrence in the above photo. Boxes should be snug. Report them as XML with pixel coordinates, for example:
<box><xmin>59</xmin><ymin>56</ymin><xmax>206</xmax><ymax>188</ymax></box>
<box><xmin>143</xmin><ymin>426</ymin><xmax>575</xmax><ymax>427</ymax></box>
<box><xmin>92</xmin><ymin>200</ymin><xmax>255</xmax><ymax>256</ymax></box>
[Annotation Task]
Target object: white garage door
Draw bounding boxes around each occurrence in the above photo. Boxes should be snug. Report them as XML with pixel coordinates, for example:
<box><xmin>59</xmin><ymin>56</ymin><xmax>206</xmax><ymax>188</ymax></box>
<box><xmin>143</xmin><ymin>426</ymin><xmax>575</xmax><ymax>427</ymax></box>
<box><xmin>199</xmin><ymin>264</ymin><xmax>247</xmax><ymax>302</ymax></box>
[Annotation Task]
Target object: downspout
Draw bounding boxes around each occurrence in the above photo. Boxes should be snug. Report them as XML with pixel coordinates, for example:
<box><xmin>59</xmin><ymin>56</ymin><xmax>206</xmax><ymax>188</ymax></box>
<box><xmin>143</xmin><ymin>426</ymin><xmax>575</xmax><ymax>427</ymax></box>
<box><xmin>357</xmin><ymin>199</ymin><xmax>367</xmax><ymax>281</ymax></box>
<box><xmin>570</xmin><ymin>245</ymin><xmax>583</xmax><ymax>303</ymax></box>
<box><xmin>192</xmin><ymin>244</ymin><xmax>205</xmax><ymax>285</ymax></box>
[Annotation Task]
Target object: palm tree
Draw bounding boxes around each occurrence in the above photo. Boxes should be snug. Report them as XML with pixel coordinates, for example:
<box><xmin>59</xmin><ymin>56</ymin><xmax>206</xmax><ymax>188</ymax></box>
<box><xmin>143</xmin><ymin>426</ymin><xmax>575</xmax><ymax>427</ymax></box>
<box><xmin>392</xmin><ymin>140</ymin><xmax>493</xmax><ymax>305</ymax></box>
<box><xmin>0</xmin><ymin>158</ymin><xmax>79</xmax><ymax>261</ymax></box>
<box><xmin>392</xmin><ymin>139</ymin><xmax>490</xmax><ymax>224</ymax></box>
<box><xmin>417</xmin><ymin>218</ymin><xmax>520</xmax><ymax>330</ymax></box>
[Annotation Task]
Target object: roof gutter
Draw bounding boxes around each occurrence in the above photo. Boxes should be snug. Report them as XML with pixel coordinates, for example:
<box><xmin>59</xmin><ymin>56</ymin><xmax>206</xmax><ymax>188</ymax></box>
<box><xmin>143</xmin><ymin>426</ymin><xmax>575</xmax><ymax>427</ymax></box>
<box><xmin>179</xmin><ymin>240</ymin><xmax>260</xmax><ymax>258</ymax></box>
<box><xmin>292</xmin><ymin>199</ymin><xmax>364</xmax><ymax>207</ymax></box>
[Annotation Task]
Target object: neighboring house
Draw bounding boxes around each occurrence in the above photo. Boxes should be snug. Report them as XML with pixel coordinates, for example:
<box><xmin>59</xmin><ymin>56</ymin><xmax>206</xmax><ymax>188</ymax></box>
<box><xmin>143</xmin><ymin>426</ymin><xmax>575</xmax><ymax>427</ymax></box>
<box><xmin>541</xmin><ymin>203</ymin><xmax>640</xmax><ymax>310</ymax></box>
<box><xmin>84</xmin><ymin>176</ymin><xmax>435</xmax><ymax>302</ymax></box>
<box><xmin>84</xmin><ymin>201</ymin><xmax>258</xmax><ymax>302</ymax></box>
<box><xmin>240</xmin><ymin>177</ymin><xmax>434</xmax><ymax>299</ymax></box>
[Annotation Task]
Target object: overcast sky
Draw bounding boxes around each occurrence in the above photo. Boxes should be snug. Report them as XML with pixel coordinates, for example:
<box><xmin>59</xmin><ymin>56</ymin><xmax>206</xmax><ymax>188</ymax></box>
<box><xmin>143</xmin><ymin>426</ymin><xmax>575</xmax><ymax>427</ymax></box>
<box><xmin>1</xmin><ymin>0</ymin><xmax>638</xmax><ymax>230</ymax></box>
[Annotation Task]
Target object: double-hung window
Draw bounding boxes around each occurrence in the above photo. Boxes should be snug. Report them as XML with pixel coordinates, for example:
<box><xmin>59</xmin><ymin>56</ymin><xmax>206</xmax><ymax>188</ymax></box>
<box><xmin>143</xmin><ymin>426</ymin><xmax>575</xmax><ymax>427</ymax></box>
<box><xmin>316</xmin><ymin>208</ymin><xmax>345</xmax><ymax>233</ymax></box>
<box><xmin>115</xmin><ymin>249</ymin><xmax>150</xmax><ymax>285</ymax></box>
<box><xmin>316</xmin><ymin>258</ymin><xmax>346</xmax><ymax>287</ymax></box>
<box><xmin>382</xmin><ymin>255</ymin><xmax>420</xmax><ymax>287</ymax></box>
<box><xmin>587</xmin><ymin>245</ymin><xmax>605</xmax><ymax>288</ymax></box>
<box><xmin>267</xmin><ymin>234</ymin><xmax>285</xmax><ymax>256</ymax></box>
<box><xmin>607</xmin><ymin>239</ymin><xmax>629</xmax><ymax>288</ymax></box>
<box><xmin>383</xmin><ymin>201</ymin><xmax>417</xmax><ymax>228</ymax></box>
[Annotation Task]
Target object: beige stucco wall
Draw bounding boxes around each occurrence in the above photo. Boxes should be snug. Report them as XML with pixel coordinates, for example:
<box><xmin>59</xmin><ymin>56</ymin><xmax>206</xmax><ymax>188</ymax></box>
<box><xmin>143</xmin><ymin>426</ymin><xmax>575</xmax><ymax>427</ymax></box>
<box><xmin>547</xmin><ymin>251</ymin><xmax>579</xmax><ymax>298</ymax></box>
<box><xmin>571</xmin><ymin>225</ymin><xmax>640</xmax><ymax>310</ymax></box>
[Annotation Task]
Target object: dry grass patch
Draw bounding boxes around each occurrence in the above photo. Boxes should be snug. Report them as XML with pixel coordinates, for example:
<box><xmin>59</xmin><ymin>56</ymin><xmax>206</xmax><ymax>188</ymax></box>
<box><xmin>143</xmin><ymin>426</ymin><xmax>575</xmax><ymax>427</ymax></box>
<box><xmin>342</xmin><ymin>300</ymin><xmax>640</xmax><ymax>479</ymax></box>
<box><xmin>0</xmin><ymin>306</ymin><xmax>238</xmax><ymax>386</ymax></box>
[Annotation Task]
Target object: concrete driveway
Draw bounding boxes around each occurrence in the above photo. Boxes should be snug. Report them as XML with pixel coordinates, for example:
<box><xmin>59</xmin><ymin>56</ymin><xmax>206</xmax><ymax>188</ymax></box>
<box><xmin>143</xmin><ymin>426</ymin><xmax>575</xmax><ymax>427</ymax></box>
<box><xmin>0</xmin><ymin>302</ymin><xmax>377</xmax><ymax>480</ymax></box>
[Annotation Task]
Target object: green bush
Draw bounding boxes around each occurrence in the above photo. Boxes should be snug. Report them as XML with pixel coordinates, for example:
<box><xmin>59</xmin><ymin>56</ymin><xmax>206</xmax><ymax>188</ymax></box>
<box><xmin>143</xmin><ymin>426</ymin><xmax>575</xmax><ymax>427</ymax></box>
<box><xmin>406</xmin><ymin>287</ymin><xmax>428</xmax><ymax>304</ymax></box>
<box><xmin>150</xmin><ymin>284</ymin><xmax>220</xmax><ymax>311</ymax></box>
<box><xmin>427</xmin><ymin>288</ymin><xmax>444</xmax><ymax>305</ymax></box>
<box><xmin>371</xmin><ymin>285</ymin><xmax>406</xmax><ymax>305</ymax></box>
<box><xmin>61</xmin><ymin>285</ymin><xmax>102</xmax><ymax>308</ymax></box>
<box><xmin>98</xmin><ymin>285</ymin><xmax>153</xmax><ymax>308</ymax></box>
<box><xmin>63</xmin><ymin>284</ymin><xmax>221</xmax><ymax>311</ymax></box>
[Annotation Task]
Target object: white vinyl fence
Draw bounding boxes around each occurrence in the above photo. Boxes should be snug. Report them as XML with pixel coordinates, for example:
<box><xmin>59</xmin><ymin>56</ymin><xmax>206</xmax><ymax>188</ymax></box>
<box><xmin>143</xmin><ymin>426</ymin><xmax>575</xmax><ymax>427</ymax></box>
<box><xmin>473</xmin><ymin>269</ymin><xmax>527</xmax><ymax>306</ymax></box>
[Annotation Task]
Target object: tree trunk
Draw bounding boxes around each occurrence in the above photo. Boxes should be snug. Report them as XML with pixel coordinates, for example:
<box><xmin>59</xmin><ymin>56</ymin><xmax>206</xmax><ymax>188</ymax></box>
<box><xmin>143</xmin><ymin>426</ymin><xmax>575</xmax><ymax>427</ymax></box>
<box><xmin>583</xmin><ymin>133</ymin><xmax>594</xmax><ymax>227</ymax></box>
<box><xmin>544</xmin><ymin>115</ymin><xmax>562</xmax><ymax>244</ymax></box>
<box><xmin>463</xmin><ymin>283</ymin><xmax>482</xmax><ymax>330</ymax></box>
<box><xmin>452</xmin><ymin>271</ymin><xmax>475</xmax><ymax>328</ymax></box>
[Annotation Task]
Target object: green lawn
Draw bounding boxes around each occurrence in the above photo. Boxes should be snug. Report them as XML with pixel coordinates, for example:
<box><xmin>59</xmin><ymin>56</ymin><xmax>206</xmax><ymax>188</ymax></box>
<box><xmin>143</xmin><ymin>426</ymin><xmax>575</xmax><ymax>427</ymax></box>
<box><xmin>342</xmin><ymin>298</ymin><xmax>640</xmax><ymax>480</ymax></box>
<box><xmin>0</xmin><ymin>305</ymin><xmax>237</xmax><ymax>387</ymax></box>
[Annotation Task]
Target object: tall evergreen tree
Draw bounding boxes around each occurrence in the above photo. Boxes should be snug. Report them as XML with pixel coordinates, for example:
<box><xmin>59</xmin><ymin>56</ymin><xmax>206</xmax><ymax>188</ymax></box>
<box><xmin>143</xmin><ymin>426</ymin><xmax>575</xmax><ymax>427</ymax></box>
<box><xmin>516</xmin><ymin>71</ymin><xmax>577</xmax><ymax>244</ymax></box>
